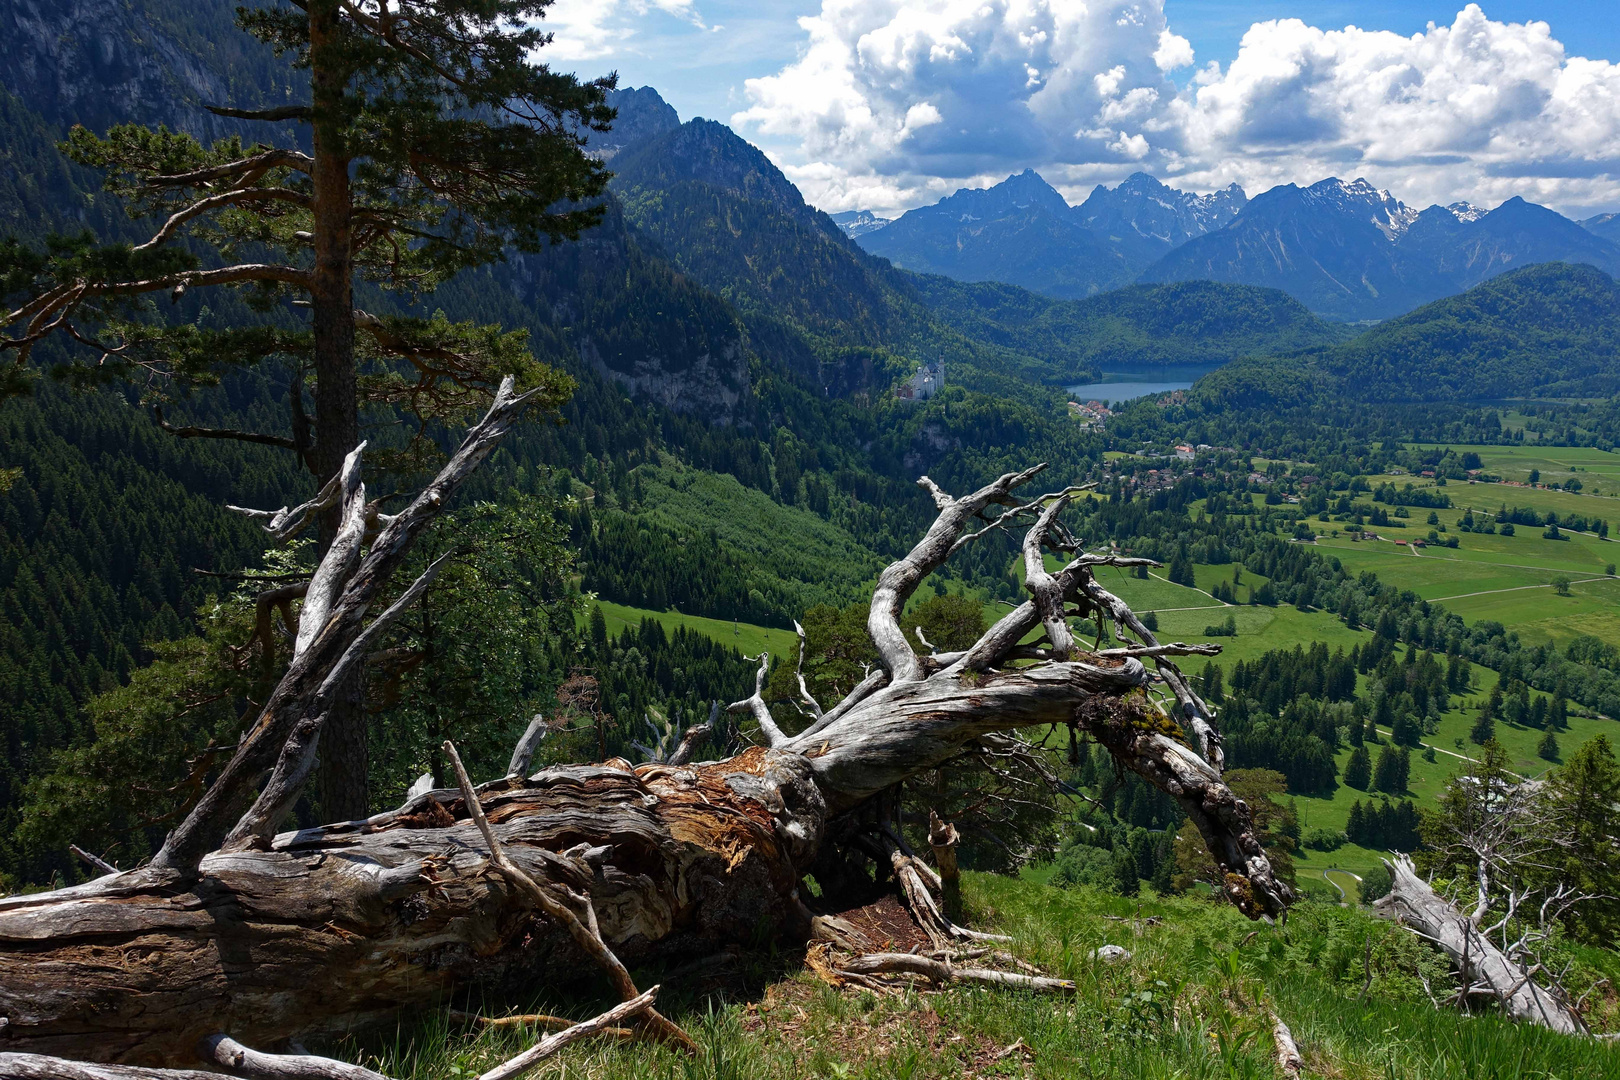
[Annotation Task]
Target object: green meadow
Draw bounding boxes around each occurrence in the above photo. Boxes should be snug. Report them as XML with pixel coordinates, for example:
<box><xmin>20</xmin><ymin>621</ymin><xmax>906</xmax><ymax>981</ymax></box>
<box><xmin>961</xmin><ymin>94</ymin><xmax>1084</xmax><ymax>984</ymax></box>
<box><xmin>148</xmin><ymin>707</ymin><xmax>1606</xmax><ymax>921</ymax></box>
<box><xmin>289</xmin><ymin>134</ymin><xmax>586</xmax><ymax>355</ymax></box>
<box><xmin>586</xmin><ymin>599</ymin><xmax>797</xmax><ymax>659</ymax></box>
<box><xmin>1411</xmin><ymin>441</ymin><xmax>1620</xmax><ymax>493</ymax></box>
<box><xmin>1315</xmin><ymin>500</ymin><xmax>1620</xmax><ymax>651</ymax></box>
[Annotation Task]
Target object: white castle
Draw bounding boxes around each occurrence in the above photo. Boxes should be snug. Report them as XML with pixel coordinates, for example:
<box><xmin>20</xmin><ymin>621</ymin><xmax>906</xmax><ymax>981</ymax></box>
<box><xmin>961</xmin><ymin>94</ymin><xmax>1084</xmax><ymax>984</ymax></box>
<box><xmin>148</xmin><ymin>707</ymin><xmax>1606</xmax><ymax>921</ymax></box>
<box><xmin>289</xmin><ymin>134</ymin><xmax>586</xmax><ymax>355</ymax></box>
<box><xmin>895</xmin><ymin>356</ymin><xmax>944</xmax><ymax>402</ymax></box>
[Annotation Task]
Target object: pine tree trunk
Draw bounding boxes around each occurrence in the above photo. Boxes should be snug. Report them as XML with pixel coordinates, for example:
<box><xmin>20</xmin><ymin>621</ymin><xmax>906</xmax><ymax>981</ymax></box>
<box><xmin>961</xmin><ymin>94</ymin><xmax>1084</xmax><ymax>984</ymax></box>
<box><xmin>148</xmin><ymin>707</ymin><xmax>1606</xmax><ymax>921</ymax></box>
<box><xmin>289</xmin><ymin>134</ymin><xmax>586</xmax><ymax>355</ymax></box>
<box><xmin>306</xmin><ymin>0</ymin><xmax>367</xmax><ymax>820</ymax></box>
<box><xmin>317</xmin><ymin>666</ymin><xmax>369</xmax><ymax>821</ymax></box>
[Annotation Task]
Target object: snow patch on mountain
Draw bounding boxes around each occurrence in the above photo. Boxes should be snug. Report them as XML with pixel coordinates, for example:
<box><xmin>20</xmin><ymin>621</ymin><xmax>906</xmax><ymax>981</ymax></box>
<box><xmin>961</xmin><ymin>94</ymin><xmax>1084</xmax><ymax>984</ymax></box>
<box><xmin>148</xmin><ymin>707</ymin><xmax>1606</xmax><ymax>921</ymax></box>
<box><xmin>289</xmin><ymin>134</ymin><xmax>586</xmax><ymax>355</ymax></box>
<box><xmin>1076</xmin><ymin>172</ymin><xmax>1246</xmax><ymax>245</ymax></box>
<box><xmin>1301</xmin><ymin>178</ymin><xmax>1418</xmax><ymax>239</ymax></box>
<box><xmin>831</xmin><ymin>210</ymin><xmax>892</xmax><ymax>238</ymax></box>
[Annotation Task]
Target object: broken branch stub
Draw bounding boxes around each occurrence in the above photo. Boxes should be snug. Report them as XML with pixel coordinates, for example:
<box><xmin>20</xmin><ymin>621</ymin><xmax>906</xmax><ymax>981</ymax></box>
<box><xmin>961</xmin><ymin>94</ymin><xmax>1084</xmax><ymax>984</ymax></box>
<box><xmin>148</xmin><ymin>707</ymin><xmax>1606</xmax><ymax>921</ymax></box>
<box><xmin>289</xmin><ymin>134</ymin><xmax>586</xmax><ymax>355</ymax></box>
<box><xmin>929</xmin><ymin>810</ymin><xmax>962</xmax><ymax>924</ymax></box>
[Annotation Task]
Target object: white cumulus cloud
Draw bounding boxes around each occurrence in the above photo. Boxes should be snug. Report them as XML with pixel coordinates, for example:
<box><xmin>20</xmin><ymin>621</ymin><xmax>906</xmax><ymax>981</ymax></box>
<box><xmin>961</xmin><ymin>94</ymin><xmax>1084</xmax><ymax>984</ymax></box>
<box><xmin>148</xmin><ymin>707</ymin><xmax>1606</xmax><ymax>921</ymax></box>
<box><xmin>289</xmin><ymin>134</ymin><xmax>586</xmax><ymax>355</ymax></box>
<box><xmin>733</xmin><ymin>1</ymin><xmax>1620</xmax><ymax>218</ymax></box>
<box><xmin>544</xmin><ymin>0</ymin><xmax>710</xmax><ymax>62</ymax></box>
<box><xmin>1152</xmin><ymin>29</ymin><xmax>1194</xmax><ymax>73</ymax></box>
<box><xmin>731</xmin><ymin>0</ymin><xmax>1181</xmax><ymax>212</ymax></box>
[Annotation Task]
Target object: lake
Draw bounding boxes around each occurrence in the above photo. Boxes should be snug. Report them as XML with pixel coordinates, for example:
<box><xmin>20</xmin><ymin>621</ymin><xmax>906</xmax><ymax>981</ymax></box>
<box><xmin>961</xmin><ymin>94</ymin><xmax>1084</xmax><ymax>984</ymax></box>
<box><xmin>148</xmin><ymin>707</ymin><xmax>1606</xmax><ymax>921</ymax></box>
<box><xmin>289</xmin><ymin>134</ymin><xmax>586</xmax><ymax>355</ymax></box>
<box><xmin>1065</xmin><ymin>365</ymin><xmax>1222</xmax><ymax>405</ymax></box>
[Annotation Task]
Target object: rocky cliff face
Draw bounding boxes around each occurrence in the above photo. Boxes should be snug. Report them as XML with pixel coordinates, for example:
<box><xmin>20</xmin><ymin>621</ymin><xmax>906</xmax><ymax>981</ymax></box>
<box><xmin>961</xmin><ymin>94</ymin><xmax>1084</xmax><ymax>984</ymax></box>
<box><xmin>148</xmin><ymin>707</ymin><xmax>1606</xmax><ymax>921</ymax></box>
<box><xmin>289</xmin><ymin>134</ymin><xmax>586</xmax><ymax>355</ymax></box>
<box><xmin>0</xmin><ymin>0</ymin><xmax>301</xmax><ymax>140</ymax></box>
<box><xmin>588</xmin><ymin>85</ymin><xmax>682</xmax><ymax>161</ymax></box>
<box><xmin>505</xmin><ymin>201</ymin><xmax>755</xmax><ymax>422</ymax></box>
<box><xmin>1075</xmin><ymin>173</ymin><xmax>1246</xmax><ymax>253</ymax></box>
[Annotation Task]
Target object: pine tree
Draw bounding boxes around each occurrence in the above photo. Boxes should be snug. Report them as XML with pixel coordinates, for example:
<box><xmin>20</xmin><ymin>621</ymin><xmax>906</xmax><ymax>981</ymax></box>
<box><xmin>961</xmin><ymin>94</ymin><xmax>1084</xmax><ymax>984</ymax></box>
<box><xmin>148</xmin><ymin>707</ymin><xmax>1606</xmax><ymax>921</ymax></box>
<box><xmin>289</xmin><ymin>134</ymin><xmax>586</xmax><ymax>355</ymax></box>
<box><xmin>1546</xmin><ymin>735</ymin><xmax>1620</xmax><ymax>938</ymax></box>
<box><xmin>1346</xmin><ymin>800</ymin><xmax>1368</xmax><ymax>846</ymax></box>
<box><xmin>1390</xmin><ymin>712</ymin><xmax>1422</xmax><ymax>747</ymax></box>
<box><xmin>1110</xmin><ymin>846</ymin><xmax>1141</xmax><ymax>896</ymax></box>
<box><xmin>0</xmin><ymin>1</ymin><xmax>598</xmax><ymax>816</ymax></box>
<box><xmin>1538</xmin><ymin>729</ymin><xmax>1560</xmax><ymax>761</ymax></box>
<box><xmin>1486</xmin><ymin>682</ymin><xmax>1504</xmax><ymax>720</ymax></box>
<box><xmin>1372</xmin><ymin>744</ymin><xmax>1407</xmax><ymax>794</ymax></box>
<box><xmin>1470</xmin><ymin>704</ymin><xmax>1495</xmax><ymax>746</ymax></box>
<box><xmin>1344</xmin><ymin>744</ymin><xmax>1372</xmax><ymax>789</ymax></box>
<box><xmin>1551</xmin><ymin>693</ymin><xmax>1569</xmax><ymax>730</ymax></box>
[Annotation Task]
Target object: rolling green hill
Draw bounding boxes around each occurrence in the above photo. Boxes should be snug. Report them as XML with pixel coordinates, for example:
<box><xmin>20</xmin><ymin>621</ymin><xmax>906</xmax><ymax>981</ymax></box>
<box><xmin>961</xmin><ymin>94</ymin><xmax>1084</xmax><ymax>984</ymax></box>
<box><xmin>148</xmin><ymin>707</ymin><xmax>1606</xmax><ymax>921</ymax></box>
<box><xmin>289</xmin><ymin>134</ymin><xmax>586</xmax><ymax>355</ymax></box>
<box><xmin>1201</xmin><ymin>263</ymin><xmax>1620</xmax><ymax>406</ymax></box>
<box><xmin>1317</xmin><ymin>262</ymin><xmax>1620</xmax><ymax>402</ymax></box>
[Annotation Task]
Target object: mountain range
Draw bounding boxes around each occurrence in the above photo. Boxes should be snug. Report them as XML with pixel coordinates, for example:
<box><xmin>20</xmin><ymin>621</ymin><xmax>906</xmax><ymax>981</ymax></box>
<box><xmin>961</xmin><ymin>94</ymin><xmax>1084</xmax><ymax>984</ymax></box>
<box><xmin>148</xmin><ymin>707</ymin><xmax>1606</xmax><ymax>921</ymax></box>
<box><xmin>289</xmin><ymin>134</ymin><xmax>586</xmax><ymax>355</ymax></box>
<box><xmin>851</xmin><ymin>170</ymin><xmax>1620</xmax><ymax>321</ymax></box>
<box><xmin>592</xmin><ymin>88</ymin><xmax>1332</xmax><ymax>391</ymax></box>
<box><xmin>856</xmin><ymin>169</ymin><xmax>1243</xmax><ymax>300</ymax></box>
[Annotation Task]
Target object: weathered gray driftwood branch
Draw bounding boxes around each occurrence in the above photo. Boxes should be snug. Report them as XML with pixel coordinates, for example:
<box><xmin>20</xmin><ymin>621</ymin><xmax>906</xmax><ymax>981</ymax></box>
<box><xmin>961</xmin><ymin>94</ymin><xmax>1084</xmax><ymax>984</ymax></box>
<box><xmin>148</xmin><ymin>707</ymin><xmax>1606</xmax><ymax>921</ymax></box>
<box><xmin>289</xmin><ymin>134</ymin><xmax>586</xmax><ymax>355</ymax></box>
<box><xmin>1375</xmin><ymin>856</ymin><xmax>1585</xmax><ymax>1034</ymax></box>
<box><xmin>0</xmin><ymin>462</ymin><xmax>1288</xmax><ymax>1065</ymax></box>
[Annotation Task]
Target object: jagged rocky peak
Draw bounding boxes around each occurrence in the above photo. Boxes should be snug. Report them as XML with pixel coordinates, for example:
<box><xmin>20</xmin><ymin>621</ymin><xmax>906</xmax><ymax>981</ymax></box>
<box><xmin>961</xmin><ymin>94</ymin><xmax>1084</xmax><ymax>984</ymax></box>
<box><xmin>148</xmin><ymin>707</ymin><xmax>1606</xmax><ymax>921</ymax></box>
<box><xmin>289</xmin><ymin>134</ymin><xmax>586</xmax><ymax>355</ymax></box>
<box><xmin>589</xmin><ymin>85</ymin><xmax>681</xmax><ymax>159</ymax></box>
<box><xmin>1075</xmin><ymin>172</ymin><xmax>1247</xmax><ymax>244</ymax></box>
<box><xmin>930</xmin><ymin>168</ymin><xmax>1072</xmax><ymax>221</ymax></box>
<box><xmin>831</xmin><ymin>210</ymin><xmax>893</xmax><ymax>238</ymax></box>
<box><xmin>1301</xmin><ymin>176</ymin><xmax>1418</xmax><ymax>237</ymax></box>
<box><xmin>1447</xmin><ymin>201</ymin><xmax>1487</xmax><ymax>223</ymax></box>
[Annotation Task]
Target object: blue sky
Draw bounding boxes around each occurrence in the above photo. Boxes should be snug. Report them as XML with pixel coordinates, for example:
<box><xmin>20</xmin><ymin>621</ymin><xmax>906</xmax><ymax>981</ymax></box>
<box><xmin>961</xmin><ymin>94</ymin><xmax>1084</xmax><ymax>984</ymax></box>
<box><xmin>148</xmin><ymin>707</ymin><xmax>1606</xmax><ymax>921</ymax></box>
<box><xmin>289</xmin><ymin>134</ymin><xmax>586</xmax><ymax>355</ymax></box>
<box><xmin>544</xmin><ymin>2</ymin><xmax>1620</xmax><ymax>216</ymax></box>
<box><xmin>553</xmin><ymin>3</ymin><xmax>1620</xmax><ymax>125</ymax></box>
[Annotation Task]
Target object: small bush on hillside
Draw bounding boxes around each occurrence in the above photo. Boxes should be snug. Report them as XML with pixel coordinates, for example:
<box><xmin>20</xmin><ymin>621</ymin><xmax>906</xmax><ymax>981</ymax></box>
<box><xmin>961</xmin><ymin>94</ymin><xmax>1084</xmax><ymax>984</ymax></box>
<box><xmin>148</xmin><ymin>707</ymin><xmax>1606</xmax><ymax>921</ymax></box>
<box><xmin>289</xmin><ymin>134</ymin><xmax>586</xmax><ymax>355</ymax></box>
<box><xmin>1359</xmin><ymin>863</ymin><xmax>1393</xmax><ymax>904</ymax></box>
<box><xmin>1305</xmin><ymin>827</ymin><xmax>1348</xmax><ymax>852</ymax></box>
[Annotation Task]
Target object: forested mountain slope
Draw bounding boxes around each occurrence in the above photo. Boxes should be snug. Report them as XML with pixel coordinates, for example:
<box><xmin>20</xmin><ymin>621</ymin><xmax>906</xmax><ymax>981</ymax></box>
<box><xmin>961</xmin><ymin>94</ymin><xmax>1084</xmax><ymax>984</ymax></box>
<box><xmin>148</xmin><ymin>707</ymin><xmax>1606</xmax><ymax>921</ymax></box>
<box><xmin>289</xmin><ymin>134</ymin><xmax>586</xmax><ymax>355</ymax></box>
<box><xmin>1193</xmin><ymin>263</ymin><xmax>1620</xmax><ymax>405</ymax></box>
<box><xmin>1316</xmin><ymin>263</ymin><xmax>1620</xmax><ymax>401</ymax></box>
<box><xmin>605</xmin><ymin>113</ymin><xmax>1075</xmax><ymax>397</ymax></box>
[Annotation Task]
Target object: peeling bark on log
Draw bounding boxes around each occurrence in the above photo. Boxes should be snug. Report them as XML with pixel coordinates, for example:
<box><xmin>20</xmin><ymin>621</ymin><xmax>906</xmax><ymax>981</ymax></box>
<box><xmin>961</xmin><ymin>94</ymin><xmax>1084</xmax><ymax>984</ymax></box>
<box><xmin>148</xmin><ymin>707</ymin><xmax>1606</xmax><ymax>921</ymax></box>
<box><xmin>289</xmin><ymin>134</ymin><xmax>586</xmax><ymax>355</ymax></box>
<box><xmin>0</xmin><ymin>465</ymin><xmax>1290</xmax><ymax>1065</ymax></box>
<box><xmin>1375</xmin><ymin>856</ymin><xmax>1585</xmax><ymax>1035</ymax></box>
<box><xmin>0</xmin><ymin>755</ymin><xmax>805</xmax><ymax>1060</ymax></box>
<box><xmin>928</xmin><ymin>811</ymin><xmax>961</xmax><ymax>924</ymax></box>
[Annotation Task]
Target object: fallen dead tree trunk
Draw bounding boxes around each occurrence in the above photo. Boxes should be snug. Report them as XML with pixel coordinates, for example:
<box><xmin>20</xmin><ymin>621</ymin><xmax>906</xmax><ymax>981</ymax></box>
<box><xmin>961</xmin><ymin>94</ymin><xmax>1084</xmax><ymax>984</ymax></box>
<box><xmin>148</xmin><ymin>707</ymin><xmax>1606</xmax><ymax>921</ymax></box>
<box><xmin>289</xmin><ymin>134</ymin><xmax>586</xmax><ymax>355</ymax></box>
<box><xmin>0</xmin><ymin>449</ymin><xmax>1290</xmax><ymax>1064</ymax></box>
<box><xmin>1375</xmin><ymin>855</ymin><xmax>1585</xmax><ymax>1034</ymax></box>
